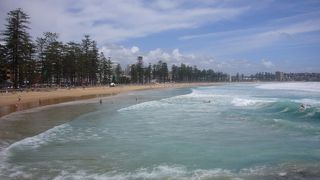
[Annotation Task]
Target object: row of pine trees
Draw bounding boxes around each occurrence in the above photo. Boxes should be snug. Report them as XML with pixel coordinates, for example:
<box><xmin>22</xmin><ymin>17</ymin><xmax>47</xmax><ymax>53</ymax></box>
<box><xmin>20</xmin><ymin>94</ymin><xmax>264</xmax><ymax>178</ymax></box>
<box><xmin>0</xmin><ymin>8</ymin><xmax>229</xmax><ymax>89</ymax></box>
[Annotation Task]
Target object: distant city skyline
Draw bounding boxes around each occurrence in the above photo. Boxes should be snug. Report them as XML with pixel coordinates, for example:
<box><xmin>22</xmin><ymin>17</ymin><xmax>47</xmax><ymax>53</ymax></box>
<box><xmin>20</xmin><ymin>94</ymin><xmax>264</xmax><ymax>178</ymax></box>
<box><xmin>1</xmin><ymin>0</ymin><xmax>320</xmax><ymax>75</ymax></box>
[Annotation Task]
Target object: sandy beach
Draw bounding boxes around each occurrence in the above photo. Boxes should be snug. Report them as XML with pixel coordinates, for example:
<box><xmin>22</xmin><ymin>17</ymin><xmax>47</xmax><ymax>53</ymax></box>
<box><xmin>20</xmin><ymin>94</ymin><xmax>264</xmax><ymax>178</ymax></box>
<box><xmin>0</xmin><ymin>82</ymin><xmax>217</xmax><ymax>150</ymax></box>
<box><xmin>0</xmin><ymin>83</ymin><xmax>216</xmax><ymax>118</ymax></box>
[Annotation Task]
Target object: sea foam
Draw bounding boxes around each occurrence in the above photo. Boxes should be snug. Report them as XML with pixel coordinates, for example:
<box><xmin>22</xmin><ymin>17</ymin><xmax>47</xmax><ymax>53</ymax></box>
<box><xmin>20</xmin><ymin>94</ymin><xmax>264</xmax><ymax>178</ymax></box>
<box><xmin>257</xmin><ymin>82</ymin><xmax>320</xmax><ymax>93</ymax></box>
<box><xmin>1</xmin><ymin>123</ymin><xmax>104</xmax><ymax>159</ymax></box>
<box><xmin>118</xmin><ymin>100</ymin><xmax>167</xmax><ymax>112</ymax></box>
<box><xmin>231</xmin><ymin>98</ymin><xmax>275</xmax><ymax>107</ymax></box>
<box><xmin>23</xmin><ymin>164</ymin><xmax>320</xmax><ymax>180</ymax></box>
<box><xmin>3</xmin><ymin>123</ymin><xmax>73</xmax><ymax>153</ymax></box>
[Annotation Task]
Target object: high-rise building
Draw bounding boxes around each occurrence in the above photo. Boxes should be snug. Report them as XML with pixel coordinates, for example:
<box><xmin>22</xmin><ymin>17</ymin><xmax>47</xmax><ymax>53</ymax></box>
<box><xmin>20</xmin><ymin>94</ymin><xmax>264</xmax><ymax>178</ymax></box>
<box><xmin>275</xmin><ymin>71</ymin><xmax>284</xmax><ymax>81</ymax></box>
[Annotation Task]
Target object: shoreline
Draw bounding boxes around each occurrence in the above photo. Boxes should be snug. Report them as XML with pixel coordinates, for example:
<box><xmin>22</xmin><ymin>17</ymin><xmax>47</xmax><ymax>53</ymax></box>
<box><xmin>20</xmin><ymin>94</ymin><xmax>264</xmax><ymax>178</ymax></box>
<box><xmin>0</xmin><ymin>82</ymin><xmax>218</xmax><ymax>118</ymax></box>
<box><xmin>0</xmin><ymin>82</ymin><xmax>218</xmax><ymax>151</ymax></box>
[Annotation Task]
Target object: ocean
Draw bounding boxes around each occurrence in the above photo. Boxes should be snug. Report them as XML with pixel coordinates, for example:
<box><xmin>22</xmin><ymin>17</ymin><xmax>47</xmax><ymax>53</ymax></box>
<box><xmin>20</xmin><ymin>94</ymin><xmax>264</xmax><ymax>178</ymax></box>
<box><xmin>0</xmin><ymin>82</ymin><xmax>320</xmax><ymax>179</ymax></box>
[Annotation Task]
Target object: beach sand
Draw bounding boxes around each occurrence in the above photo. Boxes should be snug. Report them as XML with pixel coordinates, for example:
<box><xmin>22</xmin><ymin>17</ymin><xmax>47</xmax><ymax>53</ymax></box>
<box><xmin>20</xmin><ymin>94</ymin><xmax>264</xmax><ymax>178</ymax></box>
<box><xmin>0</xmin><ymin>82</ymin><xmax>217</xmax><ymax>150</ymax></box>
<box><xmin>0</xmin><ymin>83</ymin><xmax>217</xmax><ymax>118</ymax></box>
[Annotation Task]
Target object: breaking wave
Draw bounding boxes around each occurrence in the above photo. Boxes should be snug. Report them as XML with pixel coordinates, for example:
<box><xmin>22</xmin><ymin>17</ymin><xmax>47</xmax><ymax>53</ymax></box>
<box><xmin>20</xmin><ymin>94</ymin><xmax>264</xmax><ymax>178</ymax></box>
<box><xmin>118</xmin><ymin>100</ymin><xmax>170</xmax><ymax>112</ymax></box>
<box><xmin>231</xmin><ymin>98</ymin><xmax>275</xmax><ymax>107</ymax></box>
<box><xmin>265</xmin><ymin>100</ymin><xmax>320</xmax><ymax>119</ymax></box>
<box><xmin>256</xmin><ymin>82</ymin><xmax>320</xmax><ymax>93</ymax></box>
<box><xmin>1</xmin><ymin>123</ymin><xmax>105</xmax><ymax>160</ymax></box>
<box><xmin>5</xmin><ymin>124</ymin><xmax>73</xmax><ymax>151</ymax></box>
<box><xmin>2</xmin><ymin>164</ymin><xmax>320</xmax><ymax>180</ymax></box>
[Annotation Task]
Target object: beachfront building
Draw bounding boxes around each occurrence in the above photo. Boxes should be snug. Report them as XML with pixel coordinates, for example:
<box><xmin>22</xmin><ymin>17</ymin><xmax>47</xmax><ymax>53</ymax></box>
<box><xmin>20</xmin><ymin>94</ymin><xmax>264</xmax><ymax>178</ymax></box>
<box><xmin>276</xmin><ymin>71</ymin><xmax>284</xmax><ymax>81</ymax></box>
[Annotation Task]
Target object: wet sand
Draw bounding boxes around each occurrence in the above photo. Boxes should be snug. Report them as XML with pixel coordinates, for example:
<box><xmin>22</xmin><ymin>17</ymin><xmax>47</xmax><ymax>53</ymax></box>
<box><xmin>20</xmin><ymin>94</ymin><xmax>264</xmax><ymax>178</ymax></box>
<box><xmin>0</xmin><ymin>82</ymin><xmax>217</xmax><ymax>150</ymax></box>
<box><xmin>0</xmin><ymin>104</ymin><xmax>98</xmax><ymax>150</ymax></box>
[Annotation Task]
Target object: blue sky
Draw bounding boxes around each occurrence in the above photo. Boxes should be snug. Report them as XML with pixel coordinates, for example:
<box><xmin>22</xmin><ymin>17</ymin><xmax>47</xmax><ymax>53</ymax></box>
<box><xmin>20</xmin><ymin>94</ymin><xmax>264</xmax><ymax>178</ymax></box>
<box><xmin>1</xmin><ymin>0</ymin><xmax>320</xmax><ymax>74</ymax></box>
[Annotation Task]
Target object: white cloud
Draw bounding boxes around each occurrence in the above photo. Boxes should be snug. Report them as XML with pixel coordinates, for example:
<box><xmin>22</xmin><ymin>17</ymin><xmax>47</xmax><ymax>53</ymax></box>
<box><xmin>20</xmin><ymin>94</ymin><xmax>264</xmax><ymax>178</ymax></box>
<box><xmin>180</xmin><ymin>14</ymin><xmax>320</xmax><ymax>55</ymax></box>
<box><xmin>150</xmin><ymin>0</ymin><xmax>179</xmax><ymax>10</ymax></box>
<box><xmin>261</xmin><ymin>59</ymin><xmax>274</xmax><ymax>68</ymax></box>
<box><xmin>100</xmin><ymin>44</ymin><xmax>139</xmax><ymax>65</ymax></box>
<box><xmin>99</xmin><ymin>44</ymin><xmax>279</xmax><ymax>75</ymax></box>
<box><xmin>0</xmin><ymin>0</ymin><xmax>249</xmax><ymax>44</ymax></box>
<box><xmin>131</xmin><ymin>46</ymin><xmax>140</xmax><ymax>54</ymax></box>
<box><xmin>172</xmin><ymin>49</ymin><xmax>182</xmax><ymax>61</ymax></box>
<box><xmin>100</xmin><ymin>45</ymin><xmax>202</xmax><ymax>68</ymax></box>
<box><xmin>100</xmin><ymin>42</ymin><xmax>275</xmax><ymax>74</ymax></box>
<box><xmin>1</xmin><ymin>1</ymin><xmax>317</xmax><ymax>74</ymax></box>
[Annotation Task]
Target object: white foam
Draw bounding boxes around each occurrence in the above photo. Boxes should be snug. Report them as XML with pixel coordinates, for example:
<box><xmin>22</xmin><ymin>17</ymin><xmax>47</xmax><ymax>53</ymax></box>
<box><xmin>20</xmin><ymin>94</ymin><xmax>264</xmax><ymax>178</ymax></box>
<box><xmin>280</xmin><ymin>107</ymin><xmax>289</xmax><ymax>113</ymax></box>
<box><xmin>48</xmin><ymin>164</ymin><xmax>303</xmax><ymax>179</ymax></box>
<box><xmin>186</xmin><ymin>89</ymin><xmax>225</xmax><ymax>98</ymax></box>
<box><xmin>117</xmin><ymin>93</ymin><xmax>197</xmax><ymax>112</ymax></box>
<box><xmin>231</xmin><ymin>98</ymin><xmax>275</xmax><ymax>107</ymax></box>
<box><xmin>232</xmin><ymin>98</ymin><xmax>259</xmax><ymax>107</ymax></box>
<box><xmin>1</xmin><ymin>123</ymin><xmax>104</xmax><ymax>160</ymax></box>
<box><xmin>52</xmin><ymin>165</ymin><xmax>236</xmax><ymax>180</ymax></box>
<box><xmin>119</xmin><ymin>88</ymin><xmax>278</xmax><ymax>111</ymax></box>
<box><xmin>4</xmin><ymin>124</ymin><xmax>72</xmax><ymax>152</ymax></box>
<box><xmin>257</xmin><ymin>82</ymin><xmax>320</xmax><ymax>93</ymax></box>
<box><xmin>293</xmin><ymin>99</ymin><xmax>320</xmax><ymax>106</ymax></box>
<box><xmin>118</xmin><ymin>100</ymin><xmax>166</xmax><ymax>112</ymax></box>
<box><xmin>118</xmin><ymin>87</ymin><xmax>228</xmax><ymax>112</ymax></box>
<box><xmin>2</xmin><ymin>163</ymin><xmax>319</xmax><ymax>179</ymax></box>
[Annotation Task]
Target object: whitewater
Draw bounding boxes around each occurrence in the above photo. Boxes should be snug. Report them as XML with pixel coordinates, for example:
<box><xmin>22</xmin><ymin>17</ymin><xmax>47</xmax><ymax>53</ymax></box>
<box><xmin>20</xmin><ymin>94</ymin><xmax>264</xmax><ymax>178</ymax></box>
<box><xmin>0</xmin><ymin>82</ymin><xmax>320</xmax><ymax>179</ymax></box>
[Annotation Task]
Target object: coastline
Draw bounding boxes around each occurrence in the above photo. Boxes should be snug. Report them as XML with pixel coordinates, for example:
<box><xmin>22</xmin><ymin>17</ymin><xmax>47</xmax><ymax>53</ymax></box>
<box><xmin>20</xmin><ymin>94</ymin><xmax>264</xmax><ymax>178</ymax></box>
<box><xmin>0</xmin><ymin>82</ymin><xmax>218</xmax><ymax>118</ymax></box>
<box><xmin>1</xmin><ymin>82</ymin><xmax>319</xmax><ymax>179</ymax></box>
<box><xmin>0</xmin><ymin>82</ymin><xmax>218</xmax><ymax>151</ymax></box>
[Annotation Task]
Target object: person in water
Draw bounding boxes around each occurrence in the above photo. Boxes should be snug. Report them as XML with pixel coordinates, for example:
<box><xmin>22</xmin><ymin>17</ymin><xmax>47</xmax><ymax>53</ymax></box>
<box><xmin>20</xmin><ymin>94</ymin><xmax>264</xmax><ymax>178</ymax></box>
<box><xmin>99</xmin><ymin>99</ymin><xmax>102</xmax><ymax>104</ymax></box>
<box><xmin>299</xmin><ymin>104</ymin><xmax>305</xmax><ymax>112</ymax></box>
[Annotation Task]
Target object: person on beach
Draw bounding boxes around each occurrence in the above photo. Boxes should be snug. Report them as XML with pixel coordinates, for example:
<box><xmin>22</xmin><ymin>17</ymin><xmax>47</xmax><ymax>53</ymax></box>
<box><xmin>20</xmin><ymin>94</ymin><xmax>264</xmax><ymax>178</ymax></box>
<box><xmin>18</xmin><ymin>95</ymin><xmax>21</xmax><ymax>102</ymax></box>
<box><xmin>99</xmin><ymin>99</ymin><xmax>102</xmax><ymax>104</ymax></box>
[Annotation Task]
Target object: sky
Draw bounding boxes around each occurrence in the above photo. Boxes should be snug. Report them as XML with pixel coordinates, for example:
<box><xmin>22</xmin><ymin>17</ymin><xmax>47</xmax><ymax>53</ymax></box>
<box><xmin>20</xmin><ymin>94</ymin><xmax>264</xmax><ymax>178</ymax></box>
<box><xmin>1</xmin><ymin>0</ymin><xmax>320</xmax><ymax>75</ymax></box>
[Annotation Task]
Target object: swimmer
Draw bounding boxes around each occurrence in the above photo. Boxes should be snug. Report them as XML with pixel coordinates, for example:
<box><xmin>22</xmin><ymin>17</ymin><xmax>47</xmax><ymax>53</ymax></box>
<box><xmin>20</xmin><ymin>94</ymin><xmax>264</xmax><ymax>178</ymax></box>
<box><xmin>299</xmin><ymin>104</ymin><xmax>305</xmax><ymax>112</ymax></box>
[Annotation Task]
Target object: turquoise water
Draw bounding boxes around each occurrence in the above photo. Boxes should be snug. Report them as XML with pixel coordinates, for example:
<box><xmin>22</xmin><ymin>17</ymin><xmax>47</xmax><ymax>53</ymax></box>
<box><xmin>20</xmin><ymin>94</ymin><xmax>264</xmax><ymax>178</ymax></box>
<box><xmin>1</xmin><ymin>83</ymin><xmax>320</xmax><ymax>179</ymax></box>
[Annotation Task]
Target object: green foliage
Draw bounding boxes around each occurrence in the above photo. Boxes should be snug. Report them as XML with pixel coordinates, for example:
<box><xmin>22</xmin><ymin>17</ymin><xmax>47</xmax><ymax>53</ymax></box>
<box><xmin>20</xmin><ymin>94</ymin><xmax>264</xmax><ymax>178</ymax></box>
<box><xmin>2</xmin><ymin>8</ymin><xmax>34</xmax><ymax>88</ymax></box>
<box><xmin>144</xmin><ymin>63</ymin><xmax>152</xmax><ymax>83</ymax></box>
<box><xmin>115</xmin><ymin>64</ymin><xmax>122</xmax><ymax>83</ymax></box>
<box><xmin>171</xmin><ymin>63</ymin><xmax>228</xmax><ymax>82</ymax></box>
<box><xmin>130</xmin><ymin>64</ymin><xmax>138</xmax><ymax>83</ymax></box>
<box><xmin>0</xmin><ymin>44</ymin><xmax>7</xmax><ymax>84</ymax></box>
<box><xmin>0</xmin><ymin>8</ymin><xmax>230</xmax><ymax>88</ymax></box>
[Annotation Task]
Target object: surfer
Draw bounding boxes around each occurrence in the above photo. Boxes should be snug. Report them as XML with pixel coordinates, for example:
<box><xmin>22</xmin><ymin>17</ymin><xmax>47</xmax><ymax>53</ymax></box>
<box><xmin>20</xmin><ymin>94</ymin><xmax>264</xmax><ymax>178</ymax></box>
<box><xmin>299</xmin><ymin>104</ymin><xmax>305</xmax><ymax>112</ymax></box>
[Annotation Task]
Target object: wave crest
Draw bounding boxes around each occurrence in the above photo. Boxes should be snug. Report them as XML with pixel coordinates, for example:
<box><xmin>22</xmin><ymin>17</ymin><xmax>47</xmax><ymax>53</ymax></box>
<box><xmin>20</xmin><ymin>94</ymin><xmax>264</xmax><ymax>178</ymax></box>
<box><xmin>257</xmin><ymin>82</ymin><xmax>320</xmax><ymax>93</ymax></box>
<box><xmin>3</xmin><ymin>164</ymin><xmax>319</xmax><ymax>180</ymax></box>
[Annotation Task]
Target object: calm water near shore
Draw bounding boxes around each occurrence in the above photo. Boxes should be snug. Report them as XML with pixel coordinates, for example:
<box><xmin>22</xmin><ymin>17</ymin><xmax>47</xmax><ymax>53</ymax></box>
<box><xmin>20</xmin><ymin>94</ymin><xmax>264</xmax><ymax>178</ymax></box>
<box><xmin>0</xmin><ymin>83</ymin><xmax>320</xmax><ymax>179</ymax></box>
